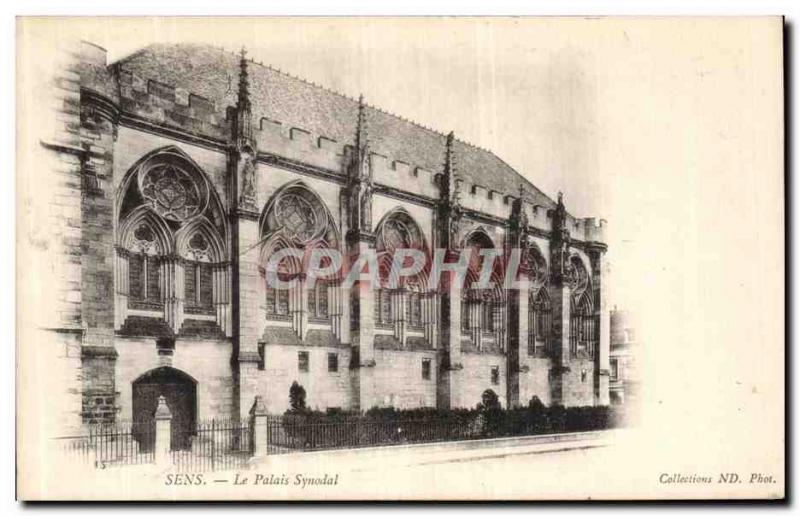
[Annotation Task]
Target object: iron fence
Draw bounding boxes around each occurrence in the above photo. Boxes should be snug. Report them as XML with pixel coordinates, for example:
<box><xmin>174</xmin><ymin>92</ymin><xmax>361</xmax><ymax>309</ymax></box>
<box><xmin>55</xmin><ymin>421</ymin><xmax>155</xmax><ymax>468</ymax></box>
<box><xmin>266</xmin><ymin>413</ymin><xmax>486</xmax><ymax>454</ymax></box>
<box><xmin>170</xmin><ymin>418</ymin><xmax>251</xmax><ymax>472</ymax></box>
<box><xmin>56</xmin><ymin>405</ymin><xmax>620</xmax><ymax>468</ymax></box>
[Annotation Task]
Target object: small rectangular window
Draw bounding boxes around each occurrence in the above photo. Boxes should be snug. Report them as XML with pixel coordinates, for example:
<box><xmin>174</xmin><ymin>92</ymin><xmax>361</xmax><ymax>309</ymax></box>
<box><xmin>327</xmin><ymin>352</ymin><xmax>338</xmax><ymax>373</ymax></box>
<box><xmin>610</xmin><ymin>359</ymin><xmax>619</xmax><ymax>380</ymax></box>
<box><xmin>490</xmin><ymin>366</ymin><xmax>500</xmax><ymax>385</ymax></box>
<box><xmin>421</xmin><ymin>359</ymin><xmax>431</xmax><ymax>380</ymax></box>
<box><xmin>298</xmin><ymin>351</ymin><xmax>309</xmax><ymax>373</ymax></box>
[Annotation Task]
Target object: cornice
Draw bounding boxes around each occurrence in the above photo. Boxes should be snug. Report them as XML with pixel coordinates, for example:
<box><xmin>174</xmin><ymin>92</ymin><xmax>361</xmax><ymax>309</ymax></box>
<box><xmin>117</xmin><ymin>111</ymin><xmax>228</xmax><ymax>153</ymax></box>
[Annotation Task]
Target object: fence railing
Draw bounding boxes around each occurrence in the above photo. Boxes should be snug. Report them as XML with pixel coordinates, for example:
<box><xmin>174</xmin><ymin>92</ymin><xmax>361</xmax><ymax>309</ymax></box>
<box><xmin>57</xmin><ymin>396</ymin><xmax>620</xmax><ymax>469</ymax></box>
<box><xmin>266</xmin><ymin>413</ymin><xmax>487</xmax><ymax>454</ymax></box>
<box><xmin>56</xmin><ymin>396</ymin><xmax>263</xmax><ymax>472</ymax></box>
<box><xmin>54</xmin><ymin>421</ymin><xmax>155</xmax><ymax>468</ymax></box>
<box><xmin>170</xmin><ymin>418</ymin><xmax>251</xmax><ymax>472</ymax></box>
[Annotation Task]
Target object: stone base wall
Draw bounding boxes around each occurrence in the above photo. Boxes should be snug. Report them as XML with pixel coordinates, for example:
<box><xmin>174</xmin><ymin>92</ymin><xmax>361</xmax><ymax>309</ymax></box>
<box><xmin>372</xmin><ymin>349</ymin><xmax>437</xmax><ymax>409</ymax></box>
<box><xmin>519</xmin><ymin>356</ymin><xmax>553</xmax><ymax>406</ymax></box>
<box><xmin>260</xmin><ymin>344</ymin><xmax>354</xmax><ymax>414</ymax></box>
<box><xmin>460</xmin><ymin>352</ymin><xmax>508</xmax><ymax>409</ymax></box>
<box><xmin>81</xmin><ymin>353</ymin><xmax>117</xmax><ymax>424</ymax></box>
<box><xmin>560</xmin><ymin>358</ymin><xmax>596</xmax><ymax>406</ymax></box>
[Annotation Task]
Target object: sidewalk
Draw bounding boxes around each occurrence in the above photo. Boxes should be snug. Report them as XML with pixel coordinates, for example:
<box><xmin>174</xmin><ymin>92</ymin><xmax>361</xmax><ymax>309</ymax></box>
<box><xmin>253</xmin><ymin>430</ymin><xmax>618</xmax><ymax>471</ymax></box>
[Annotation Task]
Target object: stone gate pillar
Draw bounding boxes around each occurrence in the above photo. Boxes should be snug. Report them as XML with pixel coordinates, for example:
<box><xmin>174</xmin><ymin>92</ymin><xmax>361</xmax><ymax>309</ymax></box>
<box><xmin>154</xmin><ymin>396</ymin><xmax>172</xmax><ymax>465</ymax></box>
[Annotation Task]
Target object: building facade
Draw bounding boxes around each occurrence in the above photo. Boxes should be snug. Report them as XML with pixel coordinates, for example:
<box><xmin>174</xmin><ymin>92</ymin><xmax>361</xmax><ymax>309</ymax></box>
<box><xmin>609</xmin><ymin>308</ymin><xmax>640</xmax><ymax>406</ymax></box>
<box><xmin>38</xmin><ymin>42</ymin><xmax>610</xmax><ymax>436</ymax></box>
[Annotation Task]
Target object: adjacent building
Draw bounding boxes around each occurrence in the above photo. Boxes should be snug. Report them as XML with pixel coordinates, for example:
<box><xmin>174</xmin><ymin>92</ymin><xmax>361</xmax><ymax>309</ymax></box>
<box><xmin>609</xmin><ymin>308</ymin><xmax>639</xmax><ymax>405</ymax></box>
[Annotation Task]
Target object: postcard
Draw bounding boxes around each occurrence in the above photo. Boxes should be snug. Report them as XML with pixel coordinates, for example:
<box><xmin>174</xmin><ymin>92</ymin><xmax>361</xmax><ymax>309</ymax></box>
<box><xmin>16</xmin><ymin>16</ymin><xmax>785</xmax><ymax>501</ymax></box>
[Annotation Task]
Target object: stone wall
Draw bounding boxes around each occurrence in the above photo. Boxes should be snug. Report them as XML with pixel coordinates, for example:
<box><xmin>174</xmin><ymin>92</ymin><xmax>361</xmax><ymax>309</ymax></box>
<box><xmin>115</xmin><ymin>337</ymin><xmax>235</xmax><ymax>421</ymax></box>
<box><xmin>560</xmin><ymin>358</ymin><xmax>596</xmax><ymax>407</ymax></box>
<box><xmin>519</xmin><ymin>357</ymin><xmax>554</xmax><ymax>406</ymax></box>
<box><xmin>372</xmin><ymin>349</ymin><xmax>438</xmax><ymax>409</ymax></box>
<box><xmin>260</xmin><ymin>343</ymin><xmax>355</xmax><ymax>414</ymax></box>
<box><xmin>460</xmin><ymin>352</ymin><xmax>508</xmax><ymax>409</ymax></box>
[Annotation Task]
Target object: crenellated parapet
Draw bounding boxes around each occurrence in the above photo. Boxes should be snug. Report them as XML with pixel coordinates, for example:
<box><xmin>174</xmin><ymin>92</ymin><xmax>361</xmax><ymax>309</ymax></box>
<box><xmin>115</xmin><ymin>67</ymin><xmax>230</xmax><ymax>142</ymax></box>
<box><xmin>577</xmin><ymin>217</ymin><xmax>607</xmax><ymax>246</ymax></box>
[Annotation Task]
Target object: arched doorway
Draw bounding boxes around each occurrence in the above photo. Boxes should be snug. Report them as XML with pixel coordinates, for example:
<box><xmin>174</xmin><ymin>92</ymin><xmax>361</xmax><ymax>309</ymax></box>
<box><xmin>132</xmin><ymin>366</ymin><xmax>197</xmax><ymax>451</ymax></box>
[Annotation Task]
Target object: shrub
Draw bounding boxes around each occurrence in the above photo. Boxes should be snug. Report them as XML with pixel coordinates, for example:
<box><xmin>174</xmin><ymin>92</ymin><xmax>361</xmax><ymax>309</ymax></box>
<box><xmin>278</xmin><ymin>398</ymin><xmax>618</xmax><ymax>450</ymax></box>
<box><xmin>548</xmin><ymin>403</ymin><xmax>567</xmax><ymax>433</ymax></box>
<box><xmin>527</xmin><ymin>396</ymin><xmax>549</xmax><ymax>433</ymax></box>
<box><xmin>477</xmin><ymin>389</ymin><xmax>503</xmax><ymax>436</ymax></box>
<box><xmin>477</xmin><ymin>389</ymin><xmax>502</xmax><ymax>411</ymax></box>
<box><xmin>288</xmin><ymin>381</ymin><xmax>307</xmax><ymax>412</ymax></box>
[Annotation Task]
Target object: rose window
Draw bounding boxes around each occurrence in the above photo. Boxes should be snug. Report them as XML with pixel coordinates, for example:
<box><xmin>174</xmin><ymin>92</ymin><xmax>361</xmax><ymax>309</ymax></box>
<box><xmin>140</xmin><ymin>164</ymin><xmax>204</xmax><ymax>221</ymax></box>
<box><xmin>275</xmin><ymin>193</ymin><xmax>319</xmax><ymax>242</ymax></box>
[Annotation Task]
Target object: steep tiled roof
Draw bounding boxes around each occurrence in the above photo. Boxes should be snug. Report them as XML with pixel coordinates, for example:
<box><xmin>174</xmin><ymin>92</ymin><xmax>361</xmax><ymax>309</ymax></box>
<box><xmin>113</xmin><ymin>43</ymin><xmax>556</xmax><ymax>208</ymax></box>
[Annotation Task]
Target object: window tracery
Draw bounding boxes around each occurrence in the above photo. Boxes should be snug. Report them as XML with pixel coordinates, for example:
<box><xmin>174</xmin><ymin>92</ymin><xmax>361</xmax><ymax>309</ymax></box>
<box><xmin>116</xmin><ymin>148</ymin><xmax>229</xmax><ymax>335</ymax></box>
<box><xmin>138</xmin><ymin>162</ymin><xmax>208</xmax><ymax>222</ymax></box>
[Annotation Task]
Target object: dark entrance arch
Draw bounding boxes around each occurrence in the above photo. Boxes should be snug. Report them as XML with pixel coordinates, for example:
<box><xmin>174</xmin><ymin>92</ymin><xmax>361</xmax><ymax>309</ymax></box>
<box><xmin>132</xmin><ymin>366</ymin><xmax>197</xmax><ymax>451</ymax></box>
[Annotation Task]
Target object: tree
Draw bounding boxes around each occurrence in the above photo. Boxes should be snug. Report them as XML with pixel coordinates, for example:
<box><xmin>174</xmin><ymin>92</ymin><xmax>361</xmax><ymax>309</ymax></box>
<box><xmin>289</xmin><ymin>381</ymin><xmax>307</xmax><ymax>412</ymax></box>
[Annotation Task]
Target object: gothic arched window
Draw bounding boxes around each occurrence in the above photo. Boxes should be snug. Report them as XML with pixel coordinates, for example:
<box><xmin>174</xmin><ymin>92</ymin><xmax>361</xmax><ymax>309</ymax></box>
<box><xmin>528</xmin><ymin>289</ymin><xmax>552</xmax><ymax>356</ymax></box>
<box><xmin>374</xmin><ymin>210</ymin><xmax>430</xmax><ymax>334</ymax></box>
<box><xmin>461</xmin><ymin>230</ymin><xmax>506</xmax><ymax>350</ymax></box>
<box><xmin>116</xmin><ymin>147</ymin><xmax>229</xmax><ymax>335</ymax></box>
<box><xmin>124</xmin><ymin>217</ymin><xmax>169</xmax><ymax>311</ymax></box>
<box><xmin>308</xmin><ymin>281</ymin><xmax>330</xmax><ymax>320</ymax></box>
<box><xmin>259</xmin><ymin>182</ymin><xmax>340</xmax><ymax>338</ymax></box>
<box><xmin>406</xmin><ymin>292</ymin><xmax>423</xmax><ymax>329</ymax></box>
<box><xmin>570</xmin><ymin>291</ymin><xmax>595</xmax><ymax>356</ymax></box>
<box><xmin>182</xmin><ymin>232</ymin><xmax>214</xmax><ymax>314</ymax></box>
